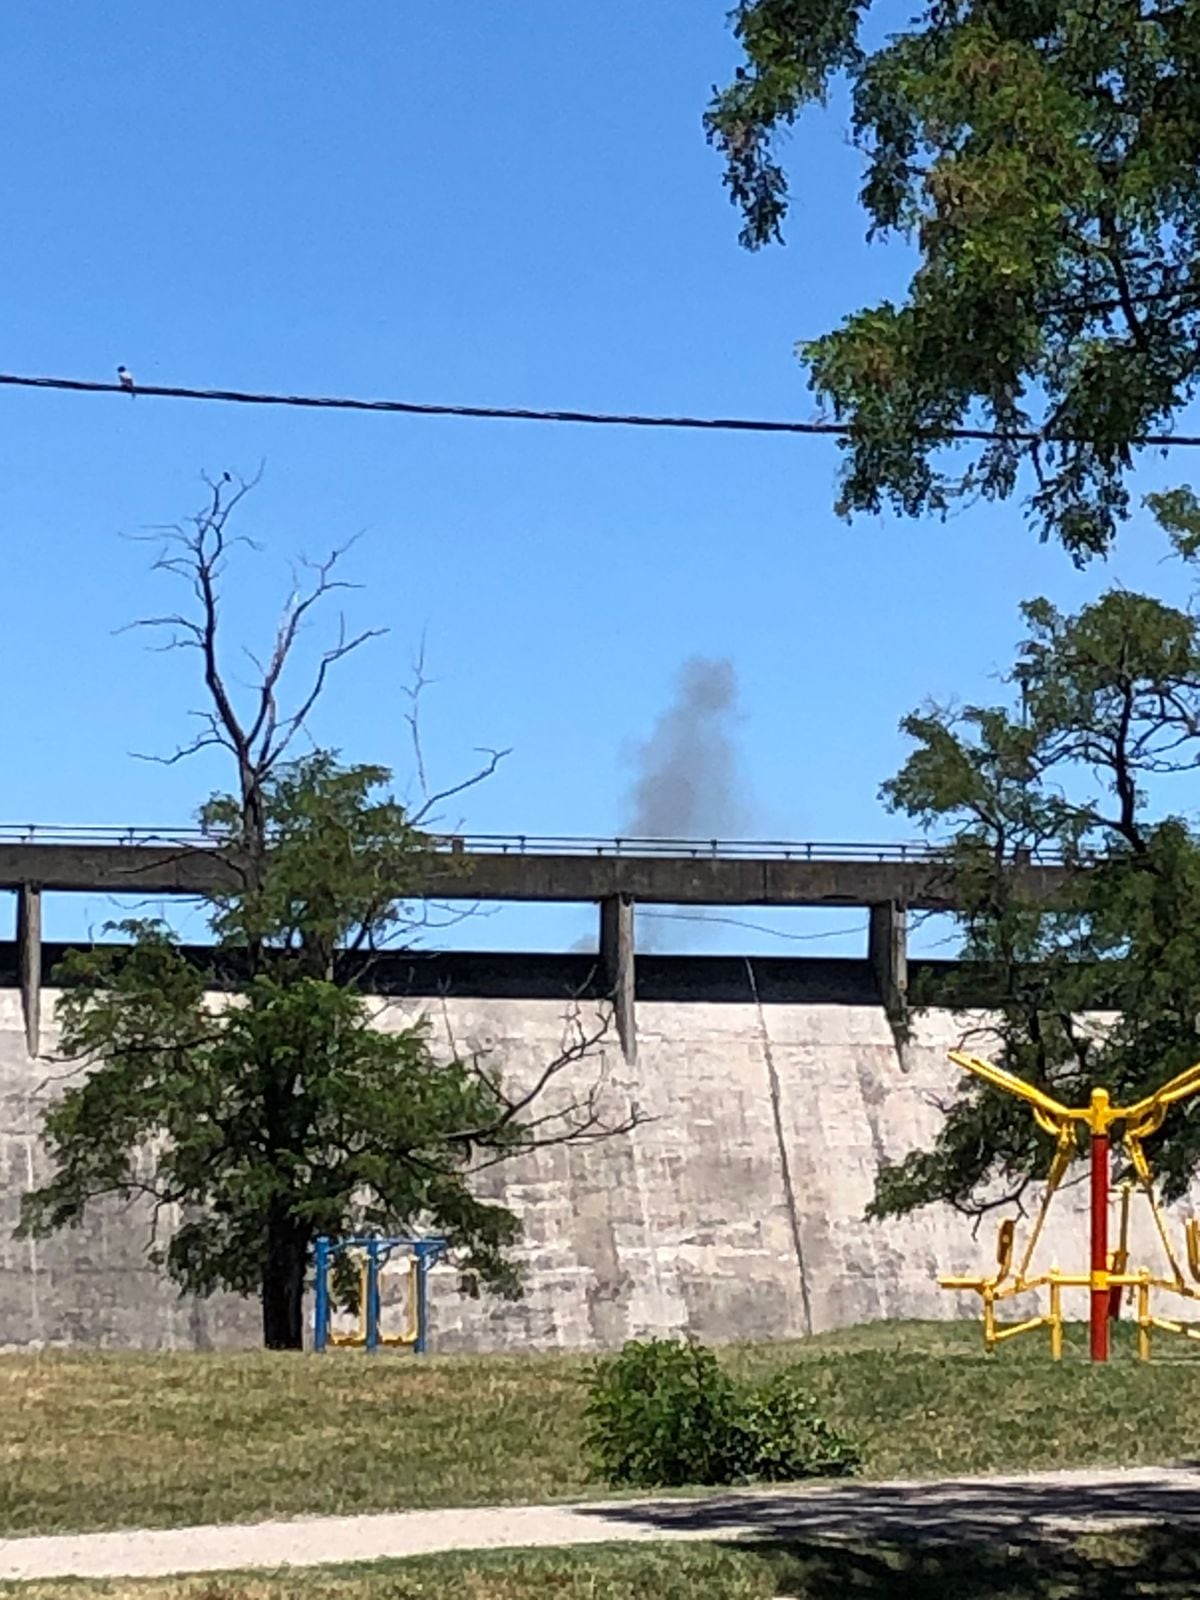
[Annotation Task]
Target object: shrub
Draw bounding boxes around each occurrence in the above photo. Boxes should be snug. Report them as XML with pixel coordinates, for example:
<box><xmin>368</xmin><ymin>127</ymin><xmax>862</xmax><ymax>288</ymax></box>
<box><xmin>583</xmin><ymin>1338</ymin><xmax>862</xmax><ymax>1489</ymax></box>
<box><xmin>734</xmin><ymin>1367</ymin><xmax>862</xmax><ymax>1480</ymax></box>
<box><xmin>582</xmin><ymin>1337</ymin><xmax>743</xmax><ymax>1488</ymax></box>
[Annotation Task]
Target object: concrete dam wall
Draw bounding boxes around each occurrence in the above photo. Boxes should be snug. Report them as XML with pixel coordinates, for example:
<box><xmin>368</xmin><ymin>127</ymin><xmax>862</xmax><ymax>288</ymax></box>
<box><xmin>1</xmin><ymin>961</ymin><xmax>1192</xmax><ymax>1353</ymax></box>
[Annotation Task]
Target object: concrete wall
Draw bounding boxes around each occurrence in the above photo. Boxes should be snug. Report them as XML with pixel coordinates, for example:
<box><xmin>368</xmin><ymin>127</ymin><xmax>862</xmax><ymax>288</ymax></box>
<box><xmin>1</xmin><ymin>985</ymin><xmax>1192</xmax><ymax>1352</ymax></box>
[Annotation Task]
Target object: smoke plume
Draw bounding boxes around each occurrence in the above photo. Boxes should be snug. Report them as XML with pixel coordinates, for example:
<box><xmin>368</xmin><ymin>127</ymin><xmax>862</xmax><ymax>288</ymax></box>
<box><xmin>620</xmin><ymin>656</ymin><xmax>753</xmax><ymax>951</ymax></box>
<box><xmin>623</xmin><ymin>656</ymin><xmax>750</xmax><ymax>841</ymax></box>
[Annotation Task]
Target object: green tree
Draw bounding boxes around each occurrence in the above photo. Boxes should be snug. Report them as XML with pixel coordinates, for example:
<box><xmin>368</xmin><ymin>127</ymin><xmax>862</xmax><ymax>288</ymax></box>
<box><xmin>707</xmin><ymin>1</ymin><xmax>1200</xmax><ymax>560</ymax></box>
<box><xmin>869</xmin><ymin>564</ymin><xmax>1200</xmax><ymax>1222</ymax></box>
<box><xmin>19</xmin><ymin>478</ymin><xmax>633</xmax><ymax>1350</ymax></box>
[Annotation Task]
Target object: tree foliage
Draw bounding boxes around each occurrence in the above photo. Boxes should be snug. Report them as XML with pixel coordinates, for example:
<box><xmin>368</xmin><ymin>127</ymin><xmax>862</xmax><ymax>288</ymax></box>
<box><xmin>22</xmin><ymin>757</ymin><xmax>620</xmax><ymax>1347</ymax></box>
<box><xmin>19</xmin><ymin>478</ymin><xmax>633</xmax><ymax>1349</ymax></box>
<box><xmin>870</xmin><ymin>568</ymin><xmax>1200</xmax><ymax>1220</ymax></box>
<box><xmin>708</xmin><ymin>1</ymin><xmax>1200</xmax><ymax>559</ymax></box>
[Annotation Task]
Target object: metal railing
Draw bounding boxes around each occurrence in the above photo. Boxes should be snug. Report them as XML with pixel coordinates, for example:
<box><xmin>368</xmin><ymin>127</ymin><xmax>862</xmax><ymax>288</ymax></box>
<box><xmin>0</xmin><ymin>824</ymin><xmax>1074</xmax><ymax>865</ymax></box>
<box><xmin>0</xmin><ymin>824</ymin><xmax>212</xmax><ymax>844</ymax></box>
<box><xmin>442</xmin><ymin>834</ymin><xmax>947</xmax><ymax>861</ymax></box>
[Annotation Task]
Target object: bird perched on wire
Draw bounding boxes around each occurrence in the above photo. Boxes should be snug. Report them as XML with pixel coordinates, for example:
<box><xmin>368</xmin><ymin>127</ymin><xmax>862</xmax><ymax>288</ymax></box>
<box><xmin>117</xmin><ymin>365</ymin><xmax>135</xmax><ymax>397</ymax></box>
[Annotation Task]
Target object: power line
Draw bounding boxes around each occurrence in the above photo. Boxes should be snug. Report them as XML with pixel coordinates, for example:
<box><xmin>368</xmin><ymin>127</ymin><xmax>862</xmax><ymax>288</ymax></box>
<box><xmin>4</xmin><ymin>370</ymin><xmax>1200</xmax><ymax>447</ymax></box>
<box><xmin>637</xmin><ymin>909</ymin><xmax>869</xmax><ymax>942</ymax></box>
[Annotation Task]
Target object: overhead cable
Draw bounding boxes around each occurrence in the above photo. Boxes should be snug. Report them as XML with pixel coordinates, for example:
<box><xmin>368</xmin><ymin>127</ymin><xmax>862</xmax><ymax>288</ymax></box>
<box><xmin>3</xmin><ymin>371</ymin><xmax>1200</xmax><ymax>447</ymax></box>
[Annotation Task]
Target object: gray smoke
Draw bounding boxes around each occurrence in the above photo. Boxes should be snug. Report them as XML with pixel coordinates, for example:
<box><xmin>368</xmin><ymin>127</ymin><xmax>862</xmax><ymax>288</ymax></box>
<box><xmin>623</xmin><ymin>656</ymin><xmax>750</xmax><ymax>841</ymax></box>
<box><xmin>620</xmin><ymin>657</ymin><xmax>753</xmax><ymax>952</ymax></box>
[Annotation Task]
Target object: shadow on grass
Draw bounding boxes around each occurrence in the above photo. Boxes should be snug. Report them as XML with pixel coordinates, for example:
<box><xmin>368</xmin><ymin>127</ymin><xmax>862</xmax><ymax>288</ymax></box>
<box><xmin>737</xmin><ymin>1525</ymin><xmax>1200</xmax><ymax>1598</ymax></box>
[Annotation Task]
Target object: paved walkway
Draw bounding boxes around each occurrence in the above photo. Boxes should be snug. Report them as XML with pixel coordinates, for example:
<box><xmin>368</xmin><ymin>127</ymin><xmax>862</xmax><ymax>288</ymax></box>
<box><xmin>2</xmin><ymin>1466</ymin><xmax>1199</xmax><ymax>1581</ymax></box>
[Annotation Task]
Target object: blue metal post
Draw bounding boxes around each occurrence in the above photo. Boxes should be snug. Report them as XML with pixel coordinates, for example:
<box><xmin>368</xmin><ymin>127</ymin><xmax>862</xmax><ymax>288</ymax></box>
<box><xmin>313</xmin><ymin>1236</ymin><xmax>330</xmax><ymax>1353</ymax></box>
<box><xmin>413</xmin><ymin>1238</ymin><xmax>447</xmax><ymax>1355</ymax></box>
<box><xmin>365</xmin><ymin>1238</ymin><xmax>381</xmax><ymax>1354</ymax></box>
<box><xmin>415</xmin><ymin>1245</ymin><xmax>429</xmax><ymax>1355</ymax></box>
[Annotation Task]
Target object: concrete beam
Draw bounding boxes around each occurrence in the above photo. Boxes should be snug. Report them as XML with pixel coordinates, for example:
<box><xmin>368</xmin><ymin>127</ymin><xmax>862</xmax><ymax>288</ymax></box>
<box><xmin>0</xmin><ymin>845</ymin><xmax>242</xmax><ymax>896</ymax></box>
<box><xmin>0</xmin><ymin>843</ymin><xmax>1074</xmax><ymax>911</ymax></box>
<box><xmin>16</xmin><ymin>884</ymin><xmax>42</xmax><ymax>1057</ymax></box>
<box><xmin>599</xmin><ymin>894</ymin><xmax>636</xmax><ymax>1063</ymax></box>
<box><xmin>868</xmin><ymin>901</ymin><xmax>907</xmax><ymax>1021</ymax></box>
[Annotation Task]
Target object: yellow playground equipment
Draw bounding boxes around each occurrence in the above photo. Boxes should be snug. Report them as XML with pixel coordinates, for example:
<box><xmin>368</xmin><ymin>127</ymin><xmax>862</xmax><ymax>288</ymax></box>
<box><xmin>938</xmin><ymin>1051</ymin><xmax>1200</xmax><ymax>1361</ymax></box>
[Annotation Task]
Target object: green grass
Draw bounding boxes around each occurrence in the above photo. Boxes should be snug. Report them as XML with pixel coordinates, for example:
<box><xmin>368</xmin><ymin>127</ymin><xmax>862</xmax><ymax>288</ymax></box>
<box><xmin>3</xmin><ymin>1319</ymin><xmax>1200</xmax><ymax>1537</ymax></box>
<box><xmin>2</xmin><ymin>1531</ymin><xmax>1198</xmax><ymax>1599</ymax></box>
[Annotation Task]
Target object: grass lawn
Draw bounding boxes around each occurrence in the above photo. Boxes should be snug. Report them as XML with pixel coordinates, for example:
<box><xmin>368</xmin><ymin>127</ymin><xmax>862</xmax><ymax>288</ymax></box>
<box><xmin>3</xmin><ymin>1319</ymin><xmax>1200</xmax><ymax>1537</ymax></box>
<box><xmin>1</xmin><ymin>1530</ymin><xmax>1198</xmax><ymax>1599</ymax></box>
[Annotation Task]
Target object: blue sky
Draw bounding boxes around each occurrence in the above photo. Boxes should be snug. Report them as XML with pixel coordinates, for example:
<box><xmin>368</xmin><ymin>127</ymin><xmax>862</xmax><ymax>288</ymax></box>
<box><xmin>0</xmin><ymin>3</ymin><xmax>1192</xmax><ymax>955</ymax></box>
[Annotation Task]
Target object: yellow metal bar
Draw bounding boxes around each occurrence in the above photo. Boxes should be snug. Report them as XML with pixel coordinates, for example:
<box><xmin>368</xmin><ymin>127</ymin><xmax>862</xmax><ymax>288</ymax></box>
<box><xmin>1017</xmin><ymin>1130</ymin><xmax>1075</xmax><ymax>1283</ymax></box>
<box><xmin>1130</xmin><ymin>1140</ymin><xmax>1187</xmax><ymax>1286</ymax></box>
<box><xmin>1138</xmin><ymin>1276</ymin><xmax>1151</xmax><ymax>1361</ymax></box>
<box><xmin>995</xmin><ymin>1218</ymin><xmax>1015</xmax><ymax>1284</ymax></box>
<box><xmin>949</xmin><ymin>1051</ymin><xmax>1200</xmax><ymax>1134</ymax></box>
<box><xmin>992</xmin><ymin>1315</ymin><xmax>1049</xmax><ymax>1342</ymax></box>
<box><xmin>947</xmin><ymin>1052</ymin><xmax>1074</xmax><ymax>1123</ymax></box>
<box><xmin>326</xmin><ymin>1253</ymin><xmax>370</xmax><ymax>1347</ymax></box>
<box><xmin>994</xmin><ymin>1278</ymin><xmax>1051</xmax><ymax>1304</ymax></box>
<box><xmin>1108</xmin><ymin>1181</ymin><xmax>1133</xmax><ymax>1309</ymax></box>
<box><xmin>1148</xmin><ymin>1275</ymin><xmax>1200</xmax><ymax>1293</ymax></box>
<box><xmin>1049</xmin><ymin>1278</ymin><xmax>1063</xmax><ymax>1361</ymax></box>
<box><xmin>404</xmin><ymin>1256</ymin><xmax>418</xmax><ymax>1343</ymax></box>
<box><xmin>1122</xmin><ymin>1060</ymin><xmax>1200</xmax><ymax>1125</ymax></box>
<box><xmin>379</xmin><ymin>1256</ymin><xmax>420</xmax><ymax>1347</ymax></box>
<box><xmin>1127</xmin><ymin>1104</ymin><xmax>1167</xmax><ymax>1141</ymax></box>
<box><xmin>1115</xmin><ymin>1180</ymin><xmax>1132</xmax><ymax>1266</ymax></box>
<box><xmin>1187</xmin><ymin>1219</ymin><xmax>1200</xmax><ymax>1284</ymax></box>
<box><xmin>1033</xmin><ymin>1106</ymin><xmax>1062</xmax><ymax>1138</ymax></box>
<box><xmin>1147</xmin><ymin>1314</ymin><xmax>1200</xmax><ymax>1340</ymax></box>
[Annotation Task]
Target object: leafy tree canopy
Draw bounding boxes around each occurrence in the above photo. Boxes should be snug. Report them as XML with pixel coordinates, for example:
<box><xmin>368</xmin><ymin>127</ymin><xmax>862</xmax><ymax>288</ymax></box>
<box><xmin>870</xmin><ymin>566</ymin><xmax>1200</xmax><ymax>1220</ymax></box>
<box><xmin>708</xmin><ymin>1</ymin><xmax>1200</xmax><ymax>559</ymax></box>
<box><xmin>21</xmin><ymin>755</ymin><xmax>621</xmax><ymax>1350</ymax></box>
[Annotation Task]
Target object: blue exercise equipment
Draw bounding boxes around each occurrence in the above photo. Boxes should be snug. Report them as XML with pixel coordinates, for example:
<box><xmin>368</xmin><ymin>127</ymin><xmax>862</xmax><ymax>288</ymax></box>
<box><xmin>313</xmin><ymin>1234</ymin><xmax>448</xmax><ymax>1354</ymax></box>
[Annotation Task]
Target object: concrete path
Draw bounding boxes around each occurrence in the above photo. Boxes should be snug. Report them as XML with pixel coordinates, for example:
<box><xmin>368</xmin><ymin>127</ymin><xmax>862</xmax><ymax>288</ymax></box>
<box><xmin>2</xmin><ymin>1466</ymin><xmax>1199</xmax><ymax>1581</ymax></box>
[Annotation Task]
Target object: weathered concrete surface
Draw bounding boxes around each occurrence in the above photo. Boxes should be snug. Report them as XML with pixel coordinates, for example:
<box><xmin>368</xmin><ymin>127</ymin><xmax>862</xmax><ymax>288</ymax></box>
<box><xmin>0</xmin><ymin>987</ymin><xmax>1190</xmax><ymax>1352</ymax></box>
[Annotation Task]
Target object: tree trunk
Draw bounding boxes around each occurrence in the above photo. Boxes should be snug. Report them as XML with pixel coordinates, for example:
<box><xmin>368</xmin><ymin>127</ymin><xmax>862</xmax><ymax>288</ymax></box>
<box><xmin>261</xmin><ymin>1211</ymin><xmax>309</xmax><ymax>1351</ymax></box>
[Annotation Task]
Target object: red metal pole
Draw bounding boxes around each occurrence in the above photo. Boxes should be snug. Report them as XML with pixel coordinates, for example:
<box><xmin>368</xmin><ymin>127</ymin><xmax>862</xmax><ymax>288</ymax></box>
<box><xmin>1090</xmin><ymin>1132</ymin><xmax>1110</xmax><ymax>1362</ymax></box>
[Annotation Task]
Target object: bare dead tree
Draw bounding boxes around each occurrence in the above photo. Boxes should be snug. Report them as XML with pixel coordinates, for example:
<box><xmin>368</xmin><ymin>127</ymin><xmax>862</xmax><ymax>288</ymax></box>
<box><xmin>401</xmin><ymin>630</ymin><xmax>510</xmax><ymax>833</ymax></box>
<box><xmin>121</xmin><ymin>473</ymin><xmax>512</xmax><ymax>957</ymax></box>
<box><xmin>124</xmin><ymin>470</ymin><xmax>384</xmax><ymax>868</ymax></box>
<box><xmin>434</xmin><ymin>995</ymin><xmax>647</xmax><ymax>1172</ymax></box>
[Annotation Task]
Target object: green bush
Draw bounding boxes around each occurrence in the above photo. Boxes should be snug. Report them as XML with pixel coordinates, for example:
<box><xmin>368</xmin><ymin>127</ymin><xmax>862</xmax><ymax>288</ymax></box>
<box><xmin>582</xmin><ymin>1337</ymin><xmax>743</xmax><ymax>1488</ymax></box>
<box><xmin>583</xmin><ymin>1338</ymin><xmax>861</xmax><ymax>1489</ymax></box>
<box><xmin>735</xmin><ymin>1367</ymin><xmax>863</xmax><ymax>1480</ymax></box>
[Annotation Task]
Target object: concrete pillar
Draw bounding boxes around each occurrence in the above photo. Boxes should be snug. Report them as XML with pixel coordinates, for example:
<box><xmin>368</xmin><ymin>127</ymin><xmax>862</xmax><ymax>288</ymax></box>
<box><xmin>17</xmin><ymin>883</ymin><xmax>42</xmax><ymax>1058</ymax></box>
<box><xmin>599</xmin><ymin>893</ymin><xmax>636</xmax><ymax>1063</ymax></box>
<box><xmin>869</xmin><ymin>900</ymin><xmax>907</xmax><ymax>1021</ymax></box>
